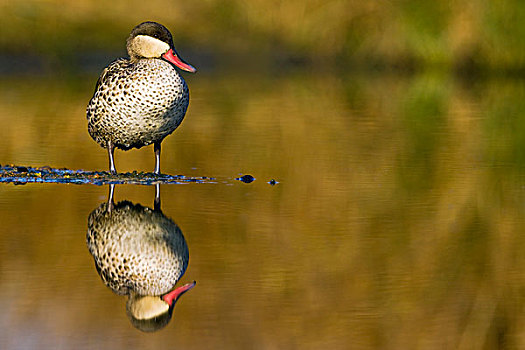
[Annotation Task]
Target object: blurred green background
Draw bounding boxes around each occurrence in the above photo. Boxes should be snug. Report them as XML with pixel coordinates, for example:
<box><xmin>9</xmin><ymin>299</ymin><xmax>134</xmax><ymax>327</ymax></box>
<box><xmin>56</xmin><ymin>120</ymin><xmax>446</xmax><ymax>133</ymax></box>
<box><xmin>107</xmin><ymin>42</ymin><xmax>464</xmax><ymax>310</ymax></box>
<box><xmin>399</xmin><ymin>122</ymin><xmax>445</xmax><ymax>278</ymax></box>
<box><xmin>1</xmin><ymin>1</ymin><xmax>525</xmax><ymax>349</ymax></box>
<box><xmin>1</xmin><ymin>0</ymin><xmax>524</xmax><ymax>74</ymax></box>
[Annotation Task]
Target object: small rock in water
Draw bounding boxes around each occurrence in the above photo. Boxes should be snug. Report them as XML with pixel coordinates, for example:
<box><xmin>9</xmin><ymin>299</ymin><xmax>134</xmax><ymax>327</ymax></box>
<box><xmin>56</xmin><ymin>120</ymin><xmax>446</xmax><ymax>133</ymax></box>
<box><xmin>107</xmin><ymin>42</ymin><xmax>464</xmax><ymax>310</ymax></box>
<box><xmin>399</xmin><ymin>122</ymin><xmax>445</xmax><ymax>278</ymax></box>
<box><xmin>268</xmin><ymin>179</ymin><xmax>278</xmax><ymax>186</ymax></box>
<box><xmin>16</xmin><ymin>166</ymin><xmax>28</xmax><ymax>173</ymax></box>
<box><xmin>236</xmin><ymin>174</ymin><xmax>255</xmax><ymax>183</ymax></box>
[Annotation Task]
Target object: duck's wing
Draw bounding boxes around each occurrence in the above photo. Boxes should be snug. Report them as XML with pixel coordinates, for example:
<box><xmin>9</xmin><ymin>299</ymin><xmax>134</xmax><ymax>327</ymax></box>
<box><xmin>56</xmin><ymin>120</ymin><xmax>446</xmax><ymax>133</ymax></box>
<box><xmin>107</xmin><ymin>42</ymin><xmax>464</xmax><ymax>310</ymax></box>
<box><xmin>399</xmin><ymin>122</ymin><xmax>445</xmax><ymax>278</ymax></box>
<box><xmin>91</xmin><ymin>58</ymin><xmax>132</xmax><ymax>96</ymax></box>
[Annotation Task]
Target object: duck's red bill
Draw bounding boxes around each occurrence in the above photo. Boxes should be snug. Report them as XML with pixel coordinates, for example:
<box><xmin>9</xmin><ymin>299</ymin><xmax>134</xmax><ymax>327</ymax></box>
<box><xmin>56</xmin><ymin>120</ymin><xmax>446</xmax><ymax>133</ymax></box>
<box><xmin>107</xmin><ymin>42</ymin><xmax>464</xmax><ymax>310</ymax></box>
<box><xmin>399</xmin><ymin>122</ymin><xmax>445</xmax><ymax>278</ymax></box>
<box><xmin>162</xmin><ymin>49</ymin><xmax>197</xmax><ymax>73</ymax></box>
<box><xmin>162</xmin><ymin>281</ymin><xmax>196</xmax><ymax>306</ymax></box>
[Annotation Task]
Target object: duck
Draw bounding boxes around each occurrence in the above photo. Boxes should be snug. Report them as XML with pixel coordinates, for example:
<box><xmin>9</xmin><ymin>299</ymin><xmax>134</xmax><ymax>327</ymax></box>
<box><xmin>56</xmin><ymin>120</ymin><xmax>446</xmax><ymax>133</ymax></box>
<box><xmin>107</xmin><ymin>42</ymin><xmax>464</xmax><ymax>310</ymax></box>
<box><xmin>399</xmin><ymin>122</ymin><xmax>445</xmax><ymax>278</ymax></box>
<box><xmin>86</xmin><ymin>21</ymin><xmax>196</xmax><ymax>174</ymax></box>
<box><xmin>87</xmin><ymin>184</ymin><xmax>195</xmax><ymax>332</ymax></box>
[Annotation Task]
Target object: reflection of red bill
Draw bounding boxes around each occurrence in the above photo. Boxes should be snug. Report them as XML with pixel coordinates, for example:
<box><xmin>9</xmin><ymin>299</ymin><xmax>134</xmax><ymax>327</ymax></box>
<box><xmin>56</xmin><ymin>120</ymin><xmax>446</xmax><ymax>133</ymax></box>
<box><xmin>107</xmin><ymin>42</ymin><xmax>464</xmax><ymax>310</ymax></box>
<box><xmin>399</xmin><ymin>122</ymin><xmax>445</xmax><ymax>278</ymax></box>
<box><xmin>162</xmin><ymin>49</ymin><xmax>197</xmax><ymax>73</ymax></box>
<box><xmin>162</xmin><ymin>281</ymin><xmax>197</xmax><ymax>306</ymax></box>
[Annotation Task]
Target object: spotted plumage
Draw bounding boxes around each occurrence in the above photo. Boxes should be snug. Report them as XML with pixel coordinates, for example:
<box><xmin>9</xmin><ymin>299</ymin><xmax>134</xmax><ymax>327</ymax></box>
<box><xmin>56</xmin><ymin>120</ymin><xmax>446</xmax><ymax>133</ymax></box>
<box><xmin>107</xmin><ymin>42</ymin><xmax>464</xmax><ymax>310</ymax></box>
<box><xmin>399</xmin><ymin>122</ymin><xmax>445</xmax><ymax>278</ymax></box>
<box><xmin>86</xmin><ymin>21</ymin><xmax>196</xmax><ymax>174</ymax></box>
<box><xmin>87</xmin><ymin>200</ymin><xmax>189</xmax><ymax>296</ymax></box>
<box><xmin>87</xmin><ymin>59</ymin><xmax>188</xmax><ymax>150</ymax></box>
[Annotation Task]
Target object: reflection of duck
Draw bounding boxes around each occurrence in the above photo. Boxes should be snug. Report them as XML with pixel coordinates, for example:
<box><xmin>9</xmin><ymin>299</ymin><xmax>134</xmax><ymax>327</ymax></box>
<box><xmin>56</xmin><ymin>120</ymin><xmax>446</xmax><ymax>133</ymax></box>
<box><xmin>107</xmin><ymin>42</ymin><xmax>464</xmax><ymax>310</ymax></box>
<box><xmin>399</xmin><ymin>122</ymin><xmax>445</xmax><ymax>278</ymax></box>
<box><xmin>86</xmin><ymin>21</ymin><xmax>197</xmax><ymax>174</ymax></box>
<box><xmin>87</xmin><ymin>185</ymin><xmax>195</xmax><ymax>332</ymax></box>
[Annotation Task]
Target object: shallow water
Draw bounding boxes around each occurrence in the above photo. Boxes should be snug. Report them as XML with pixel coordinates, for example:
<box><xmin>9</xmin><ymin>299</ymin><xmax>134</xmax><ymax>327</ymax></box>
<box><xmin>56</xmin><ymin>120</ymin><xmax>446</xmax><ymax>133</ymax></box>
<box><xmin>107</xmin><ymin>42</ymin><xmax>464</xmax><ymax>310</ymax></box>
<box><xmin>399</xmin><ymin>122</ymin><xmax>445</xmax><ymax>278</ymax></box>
<box><xmin>1</xmin><ymin>70</ymin><xmax>525</xmax><ymax>349</ymax></box>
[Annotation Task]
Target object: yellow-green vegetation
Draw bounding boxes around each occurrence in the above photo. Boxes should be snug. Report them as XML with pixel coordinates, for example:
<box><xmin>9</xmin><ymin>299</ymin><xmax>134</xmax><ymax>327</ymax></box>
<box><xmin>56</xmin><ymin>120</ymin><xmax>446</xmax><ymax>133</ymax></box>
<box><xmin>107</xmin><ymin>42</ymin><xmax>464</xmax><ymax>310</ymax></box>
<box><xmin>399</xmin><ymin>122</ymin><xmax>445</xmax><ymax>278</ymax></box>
<box><xmin>1</xmin><ymin>0</ymin><xmax>524</xmax><ymax>71</ymax></box>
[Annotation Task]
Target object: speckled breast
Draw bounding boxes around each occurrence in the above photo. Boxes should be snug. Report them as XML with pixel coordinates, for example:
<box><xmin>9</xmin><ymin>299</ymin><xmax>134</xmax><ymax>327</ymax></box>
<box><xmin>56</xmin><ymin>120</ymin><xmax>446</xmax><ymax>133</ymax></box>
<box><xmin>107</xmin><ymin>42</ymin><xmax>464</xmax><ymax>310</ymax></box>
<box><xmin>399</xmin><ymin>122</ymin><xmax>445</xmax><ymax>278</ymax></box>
<box><xmin>87</xmin><ymin>201</ymin><xmax>189</xmax><ymax>296</ymax></box>
<box><xmin>87</xmin><ymin>59</ymin><xmax>189</xmax><ymax>150</ymax></box>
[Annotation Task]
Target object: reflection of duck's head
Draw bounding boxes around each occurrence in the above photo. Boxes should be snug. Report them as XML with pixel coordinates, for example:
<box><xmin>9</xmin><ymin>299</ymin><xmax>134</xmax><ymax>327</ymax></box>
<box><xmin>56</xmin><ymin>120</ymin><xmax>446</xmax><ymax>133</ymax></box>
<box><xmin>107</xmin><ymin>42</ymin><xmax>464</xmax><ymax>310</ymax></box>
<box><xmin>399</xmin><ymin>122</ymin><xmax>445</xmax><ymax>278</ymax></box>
<box><xmin>126</xmin><ymin>281</ymin><xmax>195</xmax><ymax>332</ymax></box>
<box><xmin>87</xmin><ymin>198</ymin><xmax>194</xmax><ymax>332</ymax></box>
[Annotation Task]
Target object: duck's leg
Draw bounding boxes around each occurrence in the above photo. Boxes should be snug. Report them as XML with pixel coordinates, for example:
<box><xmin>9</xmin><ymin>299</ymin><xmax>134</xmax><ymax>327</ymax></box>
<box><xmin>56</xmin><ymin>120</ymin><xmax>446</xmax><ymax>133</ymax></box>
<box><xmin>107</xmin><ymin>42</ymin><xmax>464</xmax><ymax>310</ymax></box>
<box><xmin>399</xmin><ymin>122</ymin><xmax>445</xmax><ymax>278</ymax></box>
<box><xmin>107</xmin><ymin>184</ymin><xmax>115</xmax><ymax>212</ymax></box>
<box><xmin>154</xmin><ymin>183</ymin><xmax>161</xmax><ymax>211</ymax></box>
<box><xmin>154</xmin><ymin>141</ymin><xmax>161</xmax><ymax>174</ymax></box>
<box><xmin>107</xmin><ymin>140</ymin><xmax>117</xmax><ymax>175</ymax></box>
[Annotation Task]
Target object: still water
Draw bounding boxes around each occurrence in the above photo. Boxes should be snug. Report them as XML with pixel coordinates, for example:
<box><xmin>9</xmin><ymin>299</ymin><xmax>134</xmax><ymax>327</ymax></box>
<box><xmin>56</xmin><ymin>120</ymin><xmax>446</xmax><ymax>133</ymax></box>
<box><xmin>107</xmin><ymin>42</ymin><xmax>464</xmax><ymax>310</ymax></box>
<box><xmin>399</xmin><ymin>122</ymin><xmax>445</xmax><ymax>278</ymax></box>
<box><xmin>1</xmin><ymin>70</ymin><xmax>525</xmax><ymax>349</ymax></box>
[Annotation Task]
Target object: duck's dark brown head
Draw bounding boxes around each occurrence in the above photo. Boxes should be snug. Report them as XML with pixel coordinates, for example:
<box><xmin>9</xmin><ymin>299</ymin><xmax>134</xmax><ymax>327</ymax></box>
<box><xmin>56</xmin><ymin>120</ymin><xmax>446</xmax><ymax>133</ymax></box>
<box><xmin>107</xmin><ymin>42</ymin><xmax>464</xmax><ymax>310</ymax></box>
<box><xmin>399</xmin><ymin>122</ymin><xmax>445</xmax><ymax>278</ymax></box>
<box><xmin>126</xmin><ymin>21</ymin><xmax>196</xmax><ymax>73</ymax></box>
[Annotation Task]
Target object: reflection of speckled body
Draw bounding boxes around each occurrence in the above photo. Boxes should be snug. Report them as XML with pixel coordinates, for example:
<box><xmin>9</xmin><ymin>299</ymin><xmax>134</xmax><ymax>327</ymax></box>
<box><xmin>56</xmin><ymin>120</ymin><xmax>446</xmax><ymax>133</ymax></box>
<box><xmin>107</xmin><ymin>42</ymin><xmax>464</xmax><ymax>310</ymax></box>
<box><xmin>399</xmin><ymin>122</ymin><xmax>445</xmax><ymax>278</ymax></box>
<box><xmin>87</xmin><ymin>201</ymin><xmax>188</xmax><ymax>296</ymax></box>
<box><xmin>86</xmin><ymin>58</ymin><xmax>189</xmax><ymax>150</ymax></box>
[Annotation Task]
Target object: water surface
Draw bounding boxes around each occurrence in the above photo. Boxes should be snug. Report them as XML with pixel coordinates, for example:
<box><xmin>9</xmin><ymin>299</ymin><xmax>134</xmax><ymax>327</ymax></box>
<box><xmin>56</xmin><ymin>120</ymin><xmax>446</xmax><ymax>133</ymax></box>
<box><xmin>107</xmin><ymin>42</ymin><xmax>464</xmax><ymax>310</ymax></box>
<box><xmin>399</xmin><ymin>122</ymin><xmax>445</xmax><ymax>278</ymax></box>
<box><xmin>1</xmin><ymin>71</ymin><xmax>525</xmax><ymax>349</ymax></box>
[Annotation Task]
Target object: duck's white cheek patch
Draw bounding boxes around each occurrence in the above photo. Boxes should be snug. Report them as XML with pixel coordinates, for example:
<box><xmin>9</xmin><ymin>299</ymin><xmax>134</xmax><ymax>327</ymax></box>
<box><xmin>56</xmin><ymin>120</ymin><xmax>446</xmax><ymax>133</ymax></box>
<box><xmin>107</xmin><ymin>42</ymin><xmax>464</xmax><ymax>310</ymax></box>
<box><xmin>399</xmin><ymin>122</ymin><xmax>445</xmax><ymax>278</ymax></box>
<box><xmin>132</xmin><ymin>35</ymin><xmax>170</xmax><ymax>58</ymax></box>
<box><xmin>129</xmin><ymin>296</ymin><xmax>170</xmax><ymax>320</ymax></box>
